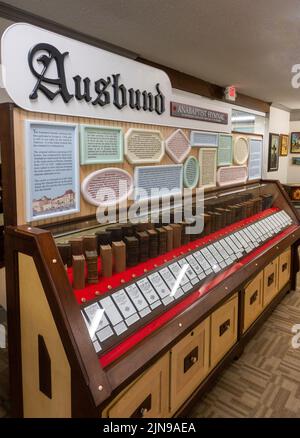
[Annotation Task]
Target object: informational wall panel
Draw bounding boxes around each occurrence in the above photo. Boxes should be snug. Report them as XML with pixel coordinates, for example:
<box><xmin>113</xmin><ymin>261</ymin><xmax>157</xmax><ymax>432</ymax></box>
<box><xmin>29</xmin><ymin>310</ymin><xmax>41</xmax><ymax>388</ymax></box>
<box><xmin>25</xmin><ymin>121</ymin><xmax>80</xmax><ymax>221</ymax></box>
<box><xmin>248</xmin><ymin>138</ymin><xmax>263</xmax><ymax>180</ymax></box>
<box><xmin>165</xmin><ymin>129</ymin><xmax>191</xmax><ymax>163</ymax></box>
<box><xmin>134</xmin><ymin>164</ymin><xmax>183</xmax><ymax>201</ymax></box>
<box><xmin>217</xmin><ymin>165</ymin><xmax>248</xmax><ymax>187</ymax></box>
<box><xmin>218</xmin><ymin>134</ymin><xmax>233</xmax><ymax>166</ymax></box>
<box><xmin>233</xmin><ymin>136</ymin><xmax>249</xmax><ymax>165</ymax></box>
<box><xmin>81</xmin><ymin>168</ymin><xmax>133</xmax><ymax>206</ymax></box>
<box><xmin>198</xmin><ymin>148</ymin><xmax>217</xmax><ymax>188</ymax></box>
<box><xmin>183</xmin><ymin>156</ymin><xmax>200</xmax><ymax>189</ymax></box>
<box><xmin>80</xmin><ymin>125</ymin><xmax>123</xmax><ymax>164</ymax></box>
<box><xmin>190</xmin><ymin>131</ymin><xmax>219</xmax><ymax>147</ymax></box>
<box><xmin>125</xmin><ymin>128</ymin><xmax>164</xmax><ymax>164</ymax></box>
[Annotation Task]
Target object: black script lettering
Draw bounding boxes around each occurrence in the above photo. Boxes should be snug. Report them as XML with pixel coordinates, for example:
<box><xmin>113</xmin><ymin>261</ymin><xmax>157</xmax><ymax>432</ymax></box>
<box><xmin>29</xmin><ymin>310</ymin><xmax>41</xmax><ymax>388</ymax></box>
<box><xmin>73</xmin><ymin>75</ymin><xmax>92</xmax><ymax>102</ymax></box>
<box><xmin>128</xmin><ymin>88</ymin><xmax>141</xmax><ymax>110</ymax></box>
<box><xmin>112</xmin><ymin>74</ymin><xmax>127</xmax><ymax>109</ymax></box>
<box><xmin>28</xmin><ymin>43</ymin><xmax>73</xmax><ymax>103</ymax></box>
<box><xmin>92</xmin><ymin>77</ymin><xmax>111</xmax><ymax>106</ymax></box>
<box><xmin>155</xmin><ymin>84</ymin><xmax>165</xmax><ymax>115</ymax></box>
<box><xmin>142</xmin><ymin>91</ymin><xmax>154</xmax><ymax>112</ymax></box>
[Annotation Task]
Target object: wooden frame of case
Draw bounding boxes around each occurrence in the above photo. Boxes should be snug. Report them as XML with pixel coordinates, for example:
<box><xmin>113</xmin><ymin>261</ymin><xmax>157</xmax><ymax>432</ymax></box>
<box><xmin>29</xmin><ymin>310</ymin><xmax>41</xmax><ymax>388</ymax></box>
<box><xmin>2</xmin><ymin>103</ymin><xmax>300</xmax><ymax>418</ymax></box>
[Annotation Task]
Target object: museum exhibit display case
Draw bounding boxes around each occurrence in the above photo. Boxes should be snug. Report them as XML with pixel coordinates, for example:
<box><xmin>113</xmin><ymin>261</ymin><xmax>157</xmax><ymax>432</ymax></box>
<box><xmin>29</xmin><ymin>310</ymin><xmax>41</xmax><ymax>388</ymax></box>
<box><xmin>1</xmin><ymin>23</ymin><xmax>299</xmax><ymax>419</ymax></box>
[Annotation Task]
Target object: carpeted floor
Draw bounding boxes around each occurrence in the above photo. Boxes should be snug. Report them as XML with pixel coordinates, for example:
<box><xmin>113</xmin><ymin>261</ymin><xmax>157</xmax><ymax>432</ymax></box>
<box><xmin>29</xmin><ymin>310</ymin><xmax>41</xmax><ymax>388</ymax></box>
<box><xmin>0</xmin><ymin>345</ymin><xmax>9</xmax><ymax>418</ymax></box>
<box><xmin>189</xmin><ymin>287</ymin><xmax>300</xmax><ymax>418</ymax></box>
<box><xmin>0</xmin><ymin>288</ymin><xmax>300</xmax><ymax>418</ymax></box>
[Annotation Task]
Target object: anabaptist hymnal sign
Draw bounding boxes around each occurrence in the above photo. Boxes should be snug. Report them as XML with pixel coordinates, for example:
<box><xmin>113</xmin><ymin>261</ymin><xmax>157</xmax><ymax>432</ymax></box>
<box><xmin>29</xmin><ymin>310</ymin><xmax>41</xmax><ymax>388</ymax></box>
<box><xmin>171</xmin><ymin>102</ymin><xmax>228</xmax><ymax>124</ymax></box>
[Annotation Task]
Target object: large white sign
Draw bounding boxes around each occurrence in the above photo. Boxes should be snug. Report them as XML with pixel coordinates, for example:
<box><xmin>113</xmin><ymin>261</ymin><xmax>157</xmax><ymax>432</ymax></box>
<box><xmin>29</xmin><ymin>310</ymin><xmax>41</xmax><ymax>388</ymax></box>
<box><xmin>1</xmin><ymin>23</ymin><xmax>230</xmax><ymax>132</ymax></box>
<box><xmin>2</xmin><ymin>23</ymin><xmax>171</xmax><ymax>125</ymax></box>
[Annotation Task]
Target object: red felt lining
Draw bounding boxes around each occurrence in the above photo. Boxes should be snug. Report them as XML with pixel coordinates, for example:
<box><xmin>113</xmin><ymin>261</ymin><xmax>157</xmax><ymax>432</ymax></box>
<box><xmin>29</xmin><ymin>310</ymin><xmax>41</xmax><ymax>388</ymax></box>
<box><xmin>99</xmin><ymin>223</ymin><xmax>297</xmax><ymax>367</ymax></box>
<box><xmin>68</xmin><ymin>208</ymin><xmax>278</xmax><ymax>304</ymax></box>
<box><xmin>66</xmin><ymin>208</ymin><xmax>296</xmax><ymax>367</ymax></box>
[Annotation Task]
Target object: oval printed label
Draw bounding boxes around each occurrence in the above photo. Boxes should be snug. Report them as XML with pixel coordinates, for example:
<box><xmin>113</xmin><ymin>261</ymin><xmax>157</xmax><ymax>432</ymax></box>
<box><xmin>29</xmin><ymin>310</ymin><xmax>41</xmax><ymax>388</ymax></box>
<box><xmin>81</xmin><ymin>168</ymin><xmax>133</xmax><ymax>206</ymax></box>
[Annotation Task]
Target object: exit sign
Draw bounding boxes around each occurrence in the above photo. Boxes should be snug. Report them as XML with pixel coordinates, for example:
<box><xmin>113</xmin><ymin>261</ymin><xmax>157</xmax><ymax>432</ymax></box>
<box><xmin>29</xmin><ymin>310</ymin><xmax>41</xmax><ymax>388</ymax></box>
<box><xmin>224</xmin><ymin>86</ymin><xmax>237</xmax><ymax>102</ymax></box>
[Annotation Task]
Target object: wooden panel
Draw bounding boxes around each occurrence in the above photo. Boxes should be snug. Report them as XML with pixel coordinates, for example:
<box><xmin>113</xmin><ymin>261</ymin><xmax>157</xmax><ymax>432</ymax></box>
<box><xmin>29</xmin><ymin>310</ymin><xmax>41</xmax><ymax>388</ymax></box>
<box><xmin>102</xmin><ymin>353</ymin><xmax>169</xmax><ymax>418</ymax></box>
<box><xmin>170</xmin><ymin>317</ymin><xmax>210</xmax><ymax>415</ymax></box>
<box><xmin>18</xmin><ymin>253</ymin><xmax>71</xmax><ymax>418</ymax></box>
<box><xmin>210</xmin><ymin>294</ymin><xmax>238</xmax><ymax>369</ymax></box>
<box><xmin>263</xmin><ymin>257</ymin><xmax>279</xmax><ymax>307</ymax></box>
<box><xmin>13</xmin><ymin>107</ymin><xmax>199</xmax><ymax>227</ymax></box>
<box><xmin>278</xmin><ymin>247</ymin><xmax>291</xmax><ymax>292</ymax></box>
<box><xmin>243</xmin><ymin>271</ymin><xmax>263</xmax><ymax>333</ymax></box>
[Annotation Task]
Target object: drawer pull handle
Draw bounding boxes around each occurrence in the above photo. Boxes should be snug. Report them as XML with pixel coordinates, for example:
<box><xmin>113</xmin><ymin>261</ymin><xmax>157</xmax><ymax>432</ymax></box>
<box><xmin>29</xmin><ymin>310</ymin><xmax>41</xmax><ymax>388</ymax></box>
<box><xmin>184</xmin><ymin>346</ymin><xmax>199</xmax><ymax>373</ymax></box>
<box><xmin>130</xmin><ymin>394</ymin><xmax>152</xmax><ymax>418</ymax></box>
<box><xmin>282</xmin><ymin>263</ymin><xmax>288</xmax><ymax>272</ymax></box>
<box><xmin>268</xmin><ymin>273</ymin><xmax>274</xmax><ymax>287</ymax></box>
<box><xmin>250</xmin><ymin>290</ymin><xmax>258</xmax><ymax>305</ymax></box>
<box><xmin>219</xmin><ymin>319</ymin><xmax>230</xmax><ymax>336</ymax></box>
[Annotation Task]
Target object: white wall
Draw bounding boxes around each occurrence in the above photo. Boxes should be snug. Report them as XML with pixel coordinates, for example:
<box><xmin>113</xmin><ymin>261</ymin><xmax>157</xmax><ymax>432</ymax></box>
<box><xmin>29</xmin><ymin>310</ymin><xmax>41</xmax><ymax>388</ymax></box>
<box><xmin>263</xmin><ymin>106</ymin><xmax>290</xmax><ymax>183</ymax></box>
<box><xmin>288</xmin><ymin>120</ymin><xmax>300</xmax><ymax>183</ymax></box>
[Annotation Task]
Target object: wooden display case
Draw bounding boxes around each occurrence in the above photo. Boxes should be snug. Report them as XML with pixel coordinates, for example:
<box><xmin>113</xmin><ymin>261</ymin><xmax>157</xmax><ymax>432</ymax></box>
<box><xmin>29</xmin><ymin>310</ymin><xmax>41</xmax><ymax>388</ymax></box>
<box><xmin>1</xmin><ymin>102</ymin><xmax>300</xmax><ymax>418</ymax></box>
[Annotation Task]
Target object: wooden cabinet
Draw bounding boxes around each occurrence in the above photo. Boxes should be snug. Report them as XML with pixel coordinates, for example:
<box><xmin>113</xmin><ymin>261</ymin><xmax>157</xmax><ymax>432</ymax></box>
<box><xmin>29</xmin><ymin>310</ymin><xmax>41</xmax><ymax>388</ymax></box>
<box><xmin>210</xmin><ymin>294</ymin><xmax>238</xmax><ymax>369</ymax></box>
<box><xmin>263</xmin><ymin>257</ymin><xmax>279</xmax><ymax>307</ymax></box>
<box><xmin>278</xmin><ymin>248</ymin><xmax>291</xmax><ymax>292</ymax></box>
<box><xmin>102</xmin><ymin>354</ymin><xmax>169</xmax><ymax>418</ymax></box>
<box><xmin>170</xmin><ymin>317</ymin><xmax>210</xmax><ymax>415</ymax></box>
<box><xmin>243</xmin><ymin>272</ymin><xmax>263</xmax><ymax>332</ymax></box>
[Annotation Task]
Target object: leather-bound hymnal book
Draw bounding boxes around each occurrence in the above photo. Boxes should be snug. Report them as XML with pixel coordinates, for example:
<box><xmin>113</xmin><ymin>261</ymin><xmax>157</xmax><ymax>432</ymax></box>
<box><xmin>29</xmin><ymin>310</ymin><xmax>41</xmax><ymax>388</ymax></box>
<box><xmin>83</xmin><ymin>235</ymin><xmax>97</xmax><ymax>253</ymax></box>
<box><xmin>112</xmin><ymin>241</ymin><xmax>126</xmax><ymax>273</ymax></box>
<box><xmin>85</xmin><ymin>250</ymin><xmax>98</xmax><ymax>284</ymax></box>
<box><xmin>162</xmin><ymin>225</ymin><xmax>174</xmax><ymax>252</ymax></box>
<box><xmin>170</xmin><ymin>224</ymin><xmax>182</xmax><ymax>248</ymax></box>
<box><xmin>135</xmin><ymin>231</ymin><xmax>149</xmax><ymax>262</ymax></box>
<box><xmin>215</xmin><ymin>208</ymin><xmax>232</xmax><ymax>227</ymax></box>
<box><xmin>100</xmin><ymin>245</ymin><xmax>113</xmax><ymax>278</ymax></box>
<box><xmin>261</xmin><ymin>194</ymin><xmax>273</xmax><ymax>210</ymax></box>
<box><xmin>156</xmin><ymin>227</ymin><xmax>167</xmax><ymax>255</ymax></box>
<box><xmin>95</xmin><ymin>230</ymin><xmax>112</xmax><ymax>255</ymax></box>
<box><xmin>57</xmin><ymin>242</ymin><xmax>72</xmax><ymax>267</ymax></box>
<box><xmin>69</xmin><ymin>237</ymin><xmax>83</xmax><ymax>256</ymax></box>
<box><xmin>121</xmin><ymin>223</ymin><xmax>135</xmax><ymax>237</ymax></box>
<box><xmin>180</xmin><ymin>222</ymin><xmax>190</xmax><ymax>246</ymax></box>
<box><xmin>107</xmin><ymin>225</ymin><xmax>123</xmax><ymax>242</ymax></box>
<box><xmin>146</xmin><ymin>229</ymin><xmax>159</xmax><ymax>259</ymax></box>
<box><xmin>72</xmin><ymin>255</ymin><xmax>85</xmax><ymax>289</ymax></box>
<box><xmin>124</xmin><ymin>236</ymin><xmax>139</xmax><ymax>267</ymax></box>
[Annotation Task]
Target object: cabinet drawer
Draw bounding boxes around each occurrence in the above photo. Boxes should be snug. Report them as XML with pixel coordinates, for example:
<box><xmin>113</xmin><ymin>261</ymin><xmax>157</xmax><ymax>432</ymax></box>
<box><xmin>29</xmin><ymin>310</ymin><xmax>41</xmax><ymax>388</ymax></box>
<box><xmin>210</xmin><ymin>294</ymin><xmax>238</xmax><ymax>369</ymax></box>
<box><xmin>243</xmin><ymin>272</ymin><xmax>263</xmax><ymax>333</ymax></box>
<box><xmin>102</xmin><ymin>354</ymin><xmax>169</xmax><ymax>418</ymax></box>
<box><xmin>170</xmin><ymin>317</ymin><xmax>210</xmax><ymax>414</ymax></box>
<box><xmin>278</xmin><ymin>248</ymin><xmax>291</xmax><ymax>292</ymax></box>
<box><xmin>263</xmin><ymin>257</ymin><xmax>279</xmax><ymax>307</ymax></box>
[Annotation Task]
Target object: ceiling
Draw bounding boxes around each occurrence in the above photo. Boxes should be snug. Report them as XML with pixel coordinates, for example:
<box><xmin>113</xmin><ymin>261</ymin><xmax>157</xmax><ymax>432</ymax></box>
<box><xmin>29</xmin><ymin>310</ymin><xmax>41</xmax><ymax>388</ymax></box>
<box><xmin>2</xmin><ymin>0</ymin><xmax>300</xmax><ymax>109</ymax></box>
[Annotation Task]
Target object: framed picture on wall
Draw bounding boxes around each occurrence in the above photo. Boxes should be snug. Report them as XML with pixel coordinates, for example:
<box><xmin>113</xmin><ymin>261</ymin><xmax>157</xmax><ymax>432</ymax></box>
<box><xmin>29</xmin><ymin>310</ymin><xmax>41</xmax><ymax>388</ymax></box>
<box><xmin>279</xmin><ymin>134</ymin><xmax>288</xmax><ymax>156</ymax></box>
<box><xmin>290</xmin><ymin>132</ymin><xmax>300</xmax><ymax>153</ymax></box>
<box><xmin>268</xmin><ymin>133</ymin><xmax>280</xmax><ymax>172</ymax></box>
